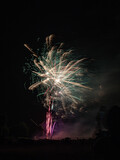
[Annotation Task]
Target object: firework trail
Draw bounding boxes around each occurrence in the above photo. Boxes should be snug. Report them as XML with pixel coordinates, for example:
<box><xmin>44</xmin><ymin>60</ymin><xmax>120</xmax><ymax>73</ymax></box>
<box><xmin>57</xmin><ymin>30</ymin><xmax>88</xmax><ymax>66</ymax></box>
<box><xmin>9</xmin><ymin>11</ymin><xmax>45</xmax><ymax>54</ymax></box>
<box><xmin>24</xmin><ymin>34</ymin><xmax>92</xmax><ymax>138</ymax></box>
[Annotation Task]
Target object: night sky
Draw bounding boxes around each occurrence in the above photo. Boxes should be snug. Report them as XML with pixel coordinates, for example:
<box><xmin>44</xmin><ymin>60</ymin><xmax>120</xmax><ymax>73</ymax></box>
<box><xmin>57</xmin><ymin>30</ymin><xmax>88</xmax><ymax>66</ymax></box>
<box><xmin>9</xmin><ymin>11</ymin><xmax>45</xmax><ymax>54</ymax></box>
<box><xmin>2</xmin><ymin>1</ymin><xmax>120</xmax><ymax>138</ymax></box>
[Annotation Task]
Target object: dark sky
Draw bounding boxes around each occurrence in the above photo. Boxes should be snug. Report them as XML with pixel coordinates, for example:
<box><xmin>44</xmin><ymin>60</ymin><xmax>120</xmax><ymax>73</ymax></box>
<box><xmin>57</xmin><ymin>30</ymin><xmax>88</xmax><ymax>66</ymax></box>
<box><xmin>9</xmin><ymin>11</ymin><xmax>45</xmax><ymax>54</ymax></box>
<box><xmin>2</xmin><ymin>1</ymin><xmax>120</xmax><ymax>124</ymax></box>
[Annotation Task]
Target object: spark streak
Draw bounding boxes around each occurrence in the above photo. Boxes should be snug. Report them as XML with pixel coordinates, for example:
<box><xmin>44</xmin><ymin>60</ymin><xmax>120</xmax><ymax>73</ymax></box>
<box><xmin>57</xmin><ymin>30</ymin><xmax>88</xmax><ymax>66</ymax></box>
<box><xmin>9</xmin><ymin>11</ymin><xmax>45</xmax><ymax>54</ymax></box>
<box><xmin>24</xmin><ymin>34</ymin><xmax>92</xmax><ymax>119</ymax></box>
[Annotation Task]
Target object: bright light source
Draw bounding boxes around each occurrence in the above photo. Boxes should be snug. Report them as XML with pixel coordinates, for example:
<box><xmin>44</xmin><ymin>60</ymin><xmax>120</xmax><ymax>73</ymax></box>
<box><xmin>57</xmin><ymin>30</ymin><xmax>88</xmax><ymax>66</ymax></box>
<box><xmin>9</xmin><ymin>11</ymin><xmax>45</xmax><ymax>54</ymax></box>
<box><xmin>46</xmin><ymin>72</ymin><xmax>49</xmax><ymax>75</ymax></box>
<box><xmin>55</xmin><ymin>78</ymin><xmax>60</xmax><ymax>83</ymax></box>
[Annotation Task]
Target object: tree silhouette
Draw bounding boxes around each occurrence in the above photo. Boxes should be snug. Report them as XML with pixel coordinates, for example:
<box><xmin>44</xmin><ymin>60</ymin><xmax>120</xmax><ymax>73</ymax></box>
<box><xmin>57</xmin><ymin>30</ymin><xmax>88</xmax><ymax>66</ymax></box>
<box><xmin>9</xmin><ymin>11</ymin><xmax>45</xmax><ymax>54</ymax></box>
<box><xmin>106</xmin><ymin>105</ymin><xmax>120</xmax><ymax>138</ymax></box>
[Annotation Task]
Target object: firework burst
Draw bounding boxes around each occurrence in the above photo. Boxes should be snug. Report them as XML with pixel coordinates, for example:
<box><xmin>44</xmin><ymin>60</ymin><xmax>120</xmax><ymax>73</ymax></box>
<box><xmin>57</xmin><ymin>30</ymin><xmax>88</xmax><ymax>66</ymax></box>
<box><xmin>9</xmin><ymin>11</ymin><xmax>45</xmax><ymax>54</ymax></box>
<box><xmin>24</xmin><ymin>34</ymin><xmax>92</xmax><ymax>118</ymax></box>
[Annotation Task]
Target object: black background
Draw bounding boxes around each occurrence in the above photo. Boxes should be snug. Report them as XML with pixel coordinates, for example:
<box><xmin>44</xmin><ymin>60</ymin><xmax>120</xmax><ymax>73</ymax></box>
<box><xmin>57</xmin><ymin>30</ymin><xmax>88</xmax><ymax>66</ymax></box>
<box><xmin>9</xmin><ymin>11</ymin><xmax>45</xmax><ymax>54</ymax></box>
<box><xmin>2</xmin><ymin>1</ymin><xmax>120</xmax><ymax>124</ymax></box>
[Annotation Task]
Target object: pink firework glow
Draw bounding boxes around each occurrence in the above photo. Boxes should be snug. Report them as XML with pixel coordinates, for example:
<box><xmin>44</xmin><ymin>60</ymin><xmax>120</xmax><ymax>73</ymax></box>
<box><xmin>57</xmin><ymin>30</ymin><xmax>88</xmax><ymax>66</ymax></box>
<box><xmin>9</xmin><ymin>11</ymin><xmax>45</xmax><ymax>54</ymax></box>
<box><xmin>46</xmin><ymin>107</ymin><xmax>56</xmax><ymax>139</ymax></box>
